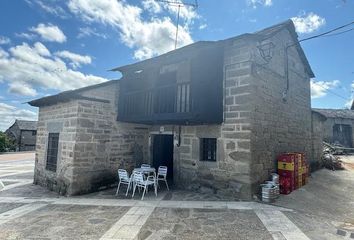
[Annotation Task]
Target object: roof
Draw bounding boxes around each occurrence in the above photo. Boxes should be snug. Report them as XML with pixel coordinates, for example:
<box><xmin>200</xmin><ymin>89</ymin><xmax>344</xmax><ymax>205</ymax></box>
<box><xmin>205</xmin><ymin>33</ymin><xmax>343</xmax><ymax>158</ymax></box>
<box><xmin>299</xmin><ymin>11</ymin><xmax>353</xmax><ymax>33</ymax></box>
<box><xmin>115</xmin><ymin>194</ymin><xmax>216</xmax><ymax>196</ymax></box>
<box><xmin>311</xmin><ymin>110</ymin><xmax>327</xmax><ymax>121</ymax></box>
<box><xmin>312</xmin><ymin>108</ymin><xmax>354</xmax><ymax>120</ymax></box>
<box><xmin>110</xmin><ymin>41</ymin><xmax>218</xmax><ymax>72</ymax></box>
<box><xmin>111</xmin><ymin>19</ymin><xmax>314</xmax><ymax>78</ymax></box>
<box><xmin>28</xmin><ymin>80</ymin><xmax>117</xmax><ymax>107</ymax></box>
<box><xmin>14</xmin><ymin>120</ymin><xmax>37</xmax><ymax>130</ymax></box>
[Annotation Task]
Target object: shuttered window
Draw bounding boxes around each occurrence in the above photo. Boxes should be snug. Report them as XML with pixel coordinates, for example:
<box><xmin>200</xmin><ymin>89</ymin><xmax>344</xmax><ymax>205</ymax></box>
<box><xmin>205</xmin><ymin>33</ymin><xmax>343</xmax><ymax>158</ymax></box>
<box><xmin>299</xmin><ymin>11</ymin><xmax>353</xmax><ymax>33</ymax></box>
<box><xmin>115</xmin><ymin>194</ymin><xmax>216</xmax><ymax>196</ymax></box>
<box><xmin>200</xmin><ymin>138</ymin><xmax>217</xmax><ymax>162</ymax></box>
<box><xmin>46</xmin><ymin>133</ymin><xmax>59</xmax><ymax>172</ymax></box>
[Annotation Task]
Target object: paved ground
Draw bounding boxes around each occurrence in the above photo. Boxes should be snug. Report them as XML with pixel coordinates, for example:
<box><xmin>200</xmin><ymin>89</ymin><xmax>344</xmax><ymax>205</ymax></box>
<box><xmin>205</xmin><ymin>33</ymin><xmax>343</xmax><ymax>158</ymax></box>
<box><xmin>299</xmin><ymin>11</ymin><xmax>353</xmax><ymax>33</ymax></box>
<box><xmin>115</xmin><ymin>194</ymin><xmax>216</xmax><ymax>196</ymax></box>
<box><xmin>0</xmin><ymin>152</ymin><xmax>353</xmax><ymax>240</ymax></box>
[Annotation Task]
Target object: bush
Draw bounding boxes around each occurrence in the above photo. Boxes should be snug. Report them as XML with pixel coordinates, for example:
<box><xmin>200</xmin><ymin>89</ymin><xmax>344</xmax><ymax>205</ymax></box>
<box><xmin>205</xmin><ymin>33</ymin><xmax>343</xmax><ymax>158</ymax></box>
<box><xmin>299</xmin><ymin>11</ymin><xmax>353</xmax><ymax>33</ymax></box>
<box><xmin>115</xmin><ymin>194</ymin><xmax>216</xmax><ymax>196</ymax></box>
<box><xmin>0</xmin><ymin>132</ymin><xmax>15</xmax><ymax>152</ymax></box>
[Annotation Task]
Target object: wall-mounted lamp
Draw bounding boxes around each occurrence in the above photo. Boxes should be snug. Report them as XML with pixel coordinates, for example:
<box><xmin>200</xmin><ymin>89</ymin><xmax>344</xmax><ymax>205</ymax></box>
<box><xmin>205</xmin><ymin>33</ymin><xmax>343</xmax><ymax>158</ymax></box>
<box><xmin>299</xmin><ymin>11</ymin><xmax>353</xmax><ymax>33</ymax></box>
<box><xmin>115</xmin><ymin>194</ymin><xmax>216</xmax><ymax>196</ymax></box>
<box><xmin>257</xmin><ymin>42</ymin><xmax>275</xmax><ymax>62</ymax></box>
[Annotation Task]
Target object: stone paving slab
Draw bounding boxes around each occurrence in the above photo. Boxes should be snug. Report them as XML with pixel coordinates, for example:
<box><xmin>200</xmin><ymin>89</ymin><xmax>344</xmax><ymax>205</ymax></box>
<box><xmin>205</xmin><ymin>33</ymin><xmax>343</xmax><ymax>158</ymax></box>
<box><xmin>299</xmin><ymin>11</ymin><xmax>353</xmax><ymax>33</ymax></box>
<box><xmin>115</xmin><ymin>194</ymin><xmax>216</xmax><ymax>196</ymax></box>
<box><xmin>0</xmin><ymin>202</ymin><xmax>25</xmax><ymax>214</ymax></box>
<box><xmin>0</xmin><ymin>172</ymin><xmax>35</xmax><ymax>179</ymax></box>
<box><xmin>100</xmin><ymin>206</ymin><xmax>155</xmax><ymax>240</ymax></box>
<box><xmin>138</xmin><ymin>208</ymin><xmax>273</xmax><ymax>240</ymax></box>
<box><xmin>0</xmin><ymin>183</ymin><xmax>60</xmax><ymax>198</ymax></box>
<box><xmin>256</xmin><ymin>210</ymin><xmax>310</xmax><ymax>240</ymax></box>
<box><xmin>0</xmin><ymin>204</ymin><xmax>130</xmax><ymax>240</ymax></box>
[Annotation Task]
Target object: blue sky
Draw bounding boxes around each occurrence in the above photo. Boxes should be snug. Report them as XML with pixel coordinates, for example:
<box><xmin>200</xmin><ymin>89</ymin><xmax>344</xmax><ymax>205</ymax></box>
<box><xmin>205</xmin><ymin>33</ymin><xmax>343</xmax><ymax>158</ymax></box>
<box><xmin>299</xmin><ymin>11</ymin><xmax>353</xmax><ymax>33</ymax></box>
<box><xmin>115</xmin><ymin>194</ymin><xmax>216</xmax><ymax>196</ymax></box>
<box><xmin>0</xmin><ymin>0</ymin><xmax>353</xmax><ymax>131</ymax></box>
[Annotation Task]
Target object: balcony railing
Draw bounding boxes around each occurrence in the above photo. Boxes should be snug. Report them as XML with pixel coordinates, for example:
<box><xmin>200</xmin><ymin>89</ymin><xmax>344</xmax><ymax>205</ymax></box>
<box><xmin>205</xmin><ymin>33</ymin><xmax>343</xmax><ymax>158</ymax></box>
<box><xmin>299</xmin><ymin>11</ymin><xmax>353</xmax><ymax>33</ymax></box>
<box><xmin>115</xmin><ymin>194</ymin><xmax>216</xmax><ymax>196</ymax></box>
<box><xmin>119</xmin><ymin>82</ymin><xmax>191</xmax><ymax>123</ymax></box>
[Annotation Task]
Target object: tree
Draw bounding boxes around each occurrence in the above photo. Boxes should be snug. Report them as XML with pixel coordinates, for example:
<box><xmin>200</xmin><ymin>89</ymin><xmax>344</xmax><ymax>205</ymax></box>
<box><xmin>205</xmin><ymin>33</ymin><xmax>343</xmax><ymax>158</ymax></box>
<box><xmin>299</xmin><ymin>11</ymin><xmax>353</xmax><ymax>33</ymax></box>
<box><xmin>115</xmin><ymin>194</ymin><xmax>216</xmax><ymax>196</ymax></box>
<box><xmin>0</xmin><ymin>131</ymin><xmax>15</xmax><ymax>152</ymax></box>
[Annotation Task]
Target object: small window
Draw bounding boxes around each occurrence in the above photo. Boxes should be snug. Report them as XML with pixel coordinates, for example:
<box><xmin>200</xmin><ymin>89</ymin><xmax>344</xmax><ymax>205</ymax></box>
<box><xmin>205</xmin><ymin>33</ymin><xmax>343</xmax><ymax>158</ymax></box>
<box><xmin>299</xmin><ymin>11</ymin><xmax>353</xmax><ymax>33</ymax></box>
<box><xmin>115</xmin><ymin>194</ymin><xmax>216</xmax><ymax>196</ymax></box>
<box><xmin>46</xmin><ymin>133</ymin><xmax>59</xmax><ymax>172</ymax></box>
<box><xmin>200</xmin><ymin>138</ymin><xmax>217</xmax><ymax>162</ymax></box>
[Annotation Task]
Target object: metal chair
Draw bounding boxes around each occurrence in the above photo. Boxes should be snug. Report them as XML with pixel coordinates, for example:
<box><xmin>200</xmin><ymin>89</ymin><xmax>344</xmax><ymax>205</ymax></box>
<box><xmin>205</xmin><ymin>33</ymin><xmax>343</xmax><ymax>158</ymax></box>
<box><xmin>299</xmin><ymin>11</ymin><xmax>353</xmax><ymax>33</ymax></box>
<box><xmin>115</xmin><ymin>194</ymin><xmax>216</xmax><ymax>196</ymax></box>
<box><xmin>115</xmin><ymin>169</ymin><xmax>132</xmax><ymax>196</ymax></box>
<box><xmin>157</xmin><ymin>166</ymin><xmax>169</xmax><ymax>191</ymax></box>
<box><xmin>132</xmin><ymin>171</ymin><xmax>157</xmax><ymax>200</ymax></box>
<box><xmin>141</xmin><ymin>164</ymin><xmax>151</xmax><ymax>168</ymax></box>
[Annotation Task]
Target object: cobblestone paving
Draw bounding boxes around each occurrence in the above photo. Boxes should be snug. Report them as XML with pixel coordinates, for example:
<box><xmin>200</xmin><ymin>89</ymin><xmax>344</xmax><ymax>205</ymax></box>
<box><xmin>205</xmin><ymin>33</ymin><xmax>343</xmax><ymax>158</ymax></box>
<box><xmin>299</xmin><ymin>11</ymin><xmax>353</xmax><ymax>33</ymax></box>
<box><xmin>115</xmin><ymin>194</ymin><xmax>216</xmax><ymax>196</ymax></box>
<box><xmin>138</xmin><ymin>208</ymin><xmax>273</xmax><ymax>240</ymax></box>
<box><xmin>0</xmin><ymin>204</ymin><xmax>129</xmax><ymax>240</ymax></box>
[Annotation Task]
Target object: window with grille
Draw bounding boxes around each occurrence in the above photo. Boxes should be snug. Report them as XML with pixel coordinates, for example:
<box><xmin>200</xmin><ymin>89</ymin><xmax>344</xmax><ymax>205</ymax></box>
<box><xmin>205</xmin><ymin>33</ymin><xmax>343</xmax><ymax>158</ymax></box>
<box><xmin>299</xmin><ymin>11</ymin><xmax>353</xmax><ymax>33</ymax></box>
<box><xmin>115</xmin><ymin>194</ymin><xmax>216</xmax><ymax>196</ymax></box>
<box><xmin>200</xmin><ymin>138</ymin><xmax>217</xmax><ymax>162</ymax></box>
<box><xmin>46</xmin><ymin>133</ymin><xmax>59</xmax><ymax>172</ymax></box>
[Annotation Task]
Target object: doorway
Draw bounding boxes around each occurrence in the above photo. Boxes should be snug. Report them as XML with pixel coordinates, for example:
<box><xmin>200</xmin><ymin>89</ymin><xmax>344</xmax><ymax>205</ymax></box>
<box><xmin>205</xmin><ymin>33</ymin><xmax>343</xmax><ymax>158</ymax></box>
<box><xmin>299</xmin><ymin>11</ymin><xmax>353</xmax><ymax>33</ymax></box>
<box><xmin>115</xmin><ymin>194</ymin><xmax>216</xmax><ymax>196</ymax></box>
<box><xmin>333</xmin><ymin>124</ymin><xmax>353</xmax><ymax>147</ymax></box>
<box><xmin>152</xmin><ymin>134</ymin><xmax>174</xmax><ymax>180</ymax></box>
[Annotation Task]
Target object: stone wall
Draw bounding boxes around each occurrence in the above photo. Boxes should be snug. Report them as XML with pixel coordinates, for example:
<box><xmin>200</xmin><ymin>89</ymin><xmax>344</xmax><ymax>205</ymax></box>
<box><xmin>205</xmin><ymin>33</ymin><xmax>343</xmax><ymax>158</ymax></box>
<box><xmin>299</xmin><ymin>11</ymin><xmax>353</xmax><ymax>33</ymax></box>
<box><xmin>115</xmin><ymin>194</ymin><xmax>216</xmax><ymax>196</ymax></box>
<box><xmin>249</xmin><ymin>28</ymin><xmax>312</xmax><ymax>192</ymax></box>
<box><xmin>71</xmin><ymin>83</ymin><xmax>149</xmax><ymax>195</ymax></box>
<box><xmin>34</xmin><ymin>82</ymin><xmax>149</xmax><ymax>195</ymax></box>
<box><xmin>311</xmin><ymin>111</ymin><xmax>326</xmax><ymax>171</ymax></box>
<box><xmin>34</xmin><ymin>101</ymin><xmax>79</xmax><ymax>195</ymax></box>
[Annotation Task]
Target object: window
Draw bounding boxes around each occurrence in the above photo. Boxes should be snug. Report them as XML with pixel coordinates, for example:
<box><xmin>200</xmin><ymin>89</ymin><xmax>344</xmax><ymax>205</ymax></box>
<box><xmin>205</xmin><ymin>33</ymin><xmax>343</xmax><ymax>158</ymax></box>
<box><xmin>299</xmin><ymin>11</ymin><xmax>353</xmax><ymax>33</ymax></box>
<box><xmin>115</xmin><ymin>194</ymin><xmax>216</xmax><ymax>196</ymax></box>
<box><xmin>46</xmin><ymin>133</ymin><xmax>59</xmax><ymax>172</ymax></box>
<box><xmin>200</xmin><ymin>138</ymin><xmax>217</xmax><ymax>162</ymax></box>
<box><xmin>32</xmin><ymin>131</ymin><xmax>37</xmax><ymax>136</ymax></box>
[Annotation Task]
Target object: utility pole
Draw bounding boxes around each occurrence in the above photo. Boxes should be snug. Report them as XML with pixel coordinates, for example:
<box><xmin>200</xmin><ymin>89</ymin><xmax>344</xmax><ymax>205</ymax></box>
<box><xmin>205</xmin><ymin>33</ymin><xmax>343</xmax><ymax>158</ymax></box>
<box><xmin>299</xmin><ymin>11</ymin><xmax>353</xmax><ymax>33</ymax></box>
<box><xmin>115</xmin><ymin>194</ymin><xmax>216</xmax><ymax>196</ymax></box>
<box><xmin>156</xmin><ymin>0</ymin><xmax>198</xmax><ymax>49</ymax></box>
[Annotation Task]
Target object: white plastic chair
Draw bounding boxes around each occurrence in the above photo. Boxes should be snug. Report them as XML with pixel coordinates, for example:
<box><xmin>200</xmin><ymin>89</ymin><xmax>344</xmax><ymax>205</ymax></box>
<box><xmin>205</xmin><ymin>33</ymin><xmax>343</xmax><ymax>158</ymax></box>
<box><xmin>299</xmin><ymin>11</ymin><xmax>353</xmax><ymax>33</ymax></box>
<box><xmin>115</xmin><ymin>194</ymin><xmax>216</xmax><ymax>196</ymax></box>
<box><xmin>157</xmin><ymin>166</ymin><xmax>169</xmax><ymax>191</ymax></box>
<box><xmin>141</xmin><ymin>164</ymin><xmax>151</xmax><ymax>168</ymax></box>
<box><xmin>115</xmin><ymin>169</ymin><xmax>132</xmax><ymax>196</ymax></box>
<box><xmin>132</xmin><ymin>171</ymin><xmax>157</xmax><ymax>200</ymax></box>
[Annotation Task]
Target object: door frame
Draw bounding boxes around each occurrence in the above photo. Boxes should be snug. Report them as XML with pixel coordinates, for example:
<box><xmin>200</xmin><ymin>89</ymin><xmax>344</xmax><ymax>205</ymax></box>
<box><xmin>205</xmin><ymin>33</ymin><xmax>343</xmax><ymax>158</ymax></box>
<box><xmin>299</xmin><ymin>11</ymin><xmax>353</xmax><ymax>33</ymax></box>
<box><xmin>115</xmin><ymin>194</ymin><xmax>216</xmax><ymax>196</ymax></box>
<box><xmin>149</xmin><ymin>132</ymin><xmax>175</xmax><ymax>184</ymax></box>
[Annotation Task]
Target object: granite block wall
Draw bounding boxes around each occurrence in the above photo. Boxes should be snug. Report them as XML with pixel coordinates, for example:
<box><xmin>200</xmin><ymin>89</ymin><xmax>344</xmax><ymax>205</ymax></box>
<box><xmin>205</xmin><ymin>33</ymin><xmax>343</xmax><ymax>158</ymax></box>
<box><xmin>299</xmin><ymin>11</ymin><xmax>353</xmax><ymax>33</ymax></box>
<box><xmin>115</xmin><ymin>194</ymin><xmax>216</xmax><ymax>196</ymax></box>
<box><xmin>34</xmin><ymin>82</ymin><xmax>149</xmax><ymax>195</ymax></box>
<box><xmin>249</xmin><ymin>28</ymin><xmax>312</xmax><ymax>192</ymax></box>
<box><xmin>34</xmin><ymin>101</ymin><xmax>79</xmax><ymax>195</ymax></box>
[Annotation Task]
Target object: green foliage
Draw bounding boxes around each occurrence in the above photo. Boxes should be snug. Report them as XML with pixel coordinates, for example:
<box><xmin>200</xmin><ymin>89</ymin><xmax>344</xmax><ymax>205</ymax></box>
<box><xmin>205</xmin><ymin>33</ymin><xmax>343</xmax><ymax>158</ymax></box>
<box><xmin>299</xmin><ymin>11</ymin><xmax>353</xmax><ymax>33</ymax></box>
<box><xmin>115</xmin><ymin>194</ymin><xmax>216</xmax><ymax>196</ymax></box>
<box><xmin>0</xmin><ymin>131</ymin><xmax>15</xmax><ymax>152</ymax></box>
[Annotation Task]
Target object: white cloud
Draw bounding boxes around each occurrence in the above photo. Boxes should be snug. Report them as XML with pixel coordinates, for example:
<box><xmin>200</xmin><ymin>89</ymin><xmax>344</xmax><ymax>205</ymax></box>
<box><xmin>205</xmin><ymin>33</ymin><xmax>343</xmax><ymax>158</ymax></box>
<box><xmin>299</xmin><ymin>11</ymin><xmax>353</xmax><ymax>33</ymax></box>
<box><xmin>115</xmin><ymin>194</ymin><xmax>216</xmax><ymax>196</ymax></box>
<box><xmin>199</xmin><ymin>24</ymin><xmax>207</xmax><ymax>30</ymax></box>
<box><xmin>55</xmin><ymin>50</ymin><xmax>92</xmax><ymax>69</ymax></box>
<box><xmin>28</xmin><ymin>0</ymin><xmax>70</xmax><ymax>19</ymax></box>
<box><xmin>15</xmin><ymin>32</ymin><xmax>36</xmax><ymax>40</ymax></box>
<box><xmin>247</xmin><ymin>0</ymin><xmax>273</xmax><ymax>8</ymax></box>
<box><xmin>77</xmin><ymin>27</ymin><xmax>107</xmax><ymax>39</ymax></box>
<box><xmin>311</xmin><ymin>80</ymin><xmax>339</xmax><ymax>99</ymax></box>
<box><xmin>0</xmin><ymin>36</ymin><xmax>11</xmax><ymax>45</ymax></box>
<box><xmin>0</xmin><ymin>103</ymin><xmax>37</xmax><ymax>131</ymax></box>
<box><xmin>142</xmin><ymin>0</ymin><xmax>162</xmax><ymax>14</ymax></box>
<box><xmin>8</xmin><ymin>82</ymin><xmax>37</xmax><ymax>96</ymax></box>
<box><xmin>0</xmin><ymin>42</ymin><xmax>107</xmax><ymax>96</ymax></box>
<box><xmin>33</xmin><ymin>42</ymin><xmax>51</xmax><ymax>57</ymax></box>
<box><xmin>68</xmin><ymin>0</ymin><xmax>195</xmax><ymax>60</ymax></box>
<box><xmin>30</xmin><ymin>23</ymin><xmax>67</xmax><ymax>43</ymax></box>
<box><xmin>292</xmin><ymin>12</ymin><xmax>326</xmax><ymax>34</ymax></box>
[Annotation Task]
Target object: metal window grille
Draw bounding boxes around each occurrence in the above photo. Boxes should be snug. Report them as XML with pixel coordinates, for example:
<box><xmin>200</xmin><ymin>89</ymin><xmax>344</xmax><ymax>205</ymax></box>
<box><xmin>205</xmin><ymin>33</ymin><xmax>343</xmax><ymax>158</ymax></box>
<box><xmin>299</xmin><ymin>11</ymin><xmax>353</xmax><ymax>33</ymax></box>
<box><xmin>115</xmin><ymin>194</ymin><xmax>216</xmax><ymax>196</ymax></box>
<box><xmin>46</xmin><ymin>133</ymin><xmax>59</xmax><ymax>172</ymax></box>
<box><xmin>200</xmin><ymin>138</ymin><xmax>217</xmax><ymax>162</ymax></box>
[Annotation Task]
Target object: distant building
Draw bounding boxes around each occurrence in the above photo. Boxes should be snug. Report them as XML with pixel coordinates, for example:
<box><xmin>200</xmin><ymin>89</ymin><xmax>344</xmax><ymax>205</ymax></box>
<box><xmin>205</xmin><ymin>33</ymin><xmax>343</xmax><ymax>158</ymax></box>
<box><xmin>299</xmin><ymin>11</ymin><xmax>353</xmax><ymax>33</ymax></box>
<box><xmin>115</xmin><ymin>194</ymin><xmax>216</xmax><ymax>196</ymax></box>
<box><xmin>28</xmin><ymin>20</ymin><xmax>317</xmax><ymax>199</ymax></box>
<box><xmin>5</xmin><ymin>120</ymin><xmax>37</xmax><ymax>151</ymax></box>
<box><xmin>312</xmin><ymin>109</ymin><xmax>354</xmax><ymax>148</ymax></box>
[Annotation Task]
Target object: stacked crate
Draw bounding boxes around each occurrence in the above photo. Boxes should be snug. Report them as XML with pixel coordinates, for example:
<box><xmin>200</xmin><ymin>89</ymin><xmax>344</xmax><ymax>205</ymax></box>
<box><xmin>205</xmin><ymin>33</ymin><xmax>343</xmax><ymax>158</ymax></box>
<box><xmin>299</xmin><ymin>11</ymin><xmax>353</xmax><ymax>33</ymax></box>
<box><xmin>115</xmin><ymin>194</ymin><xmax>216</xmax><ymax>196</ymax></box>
<box><xmin>277</xmin><ymin>153</ymin><xmax>295</xmax><ymax>194</ymax></box>
<box><xmin>277</xmin><ymin>152</ymin><xmax>309</xmax><ymax>195</ymax></box>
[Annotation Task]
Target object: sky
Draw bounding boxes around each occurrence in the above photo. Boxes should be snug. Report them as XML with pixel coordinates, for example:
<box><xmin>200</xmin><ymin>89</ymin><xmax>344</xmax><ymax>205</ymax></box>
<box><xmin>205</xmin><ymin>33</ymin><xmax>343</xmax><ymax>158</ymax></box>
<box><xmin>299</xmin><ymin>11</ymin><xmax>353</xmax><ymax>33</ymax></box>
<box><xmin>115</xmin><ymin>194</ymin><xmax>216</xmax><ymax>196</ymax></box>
<box><xmin>0</xmin><ymin>0</ymin><xmax>353</xmax><ymax>131</ymax></box>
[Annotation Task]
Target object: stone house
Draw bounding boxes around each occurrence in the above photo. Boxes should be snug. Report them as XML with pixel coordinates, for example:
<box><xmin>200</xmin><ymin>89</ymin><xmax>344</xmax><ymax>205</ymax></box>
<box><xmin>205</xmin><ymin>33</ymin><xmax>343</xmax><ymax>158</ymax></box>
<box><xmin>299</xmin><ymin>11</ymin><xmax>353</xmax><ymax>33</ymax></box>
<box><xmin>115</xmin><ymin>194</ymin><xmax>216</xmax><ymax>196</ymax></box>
<box><xmin>312</xmin><ymin>108</ymin><xmax>354</xmax><ymax>148</ymax></box>
<box><xmin>28</xmin><ymin>20</ymin><xmax>317</xmax><ymax>199</ymax></box>
<box><xmin>5</xmin><ymin>119</ymin><xmax>37</xmax><ymax>151</ymax></box>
